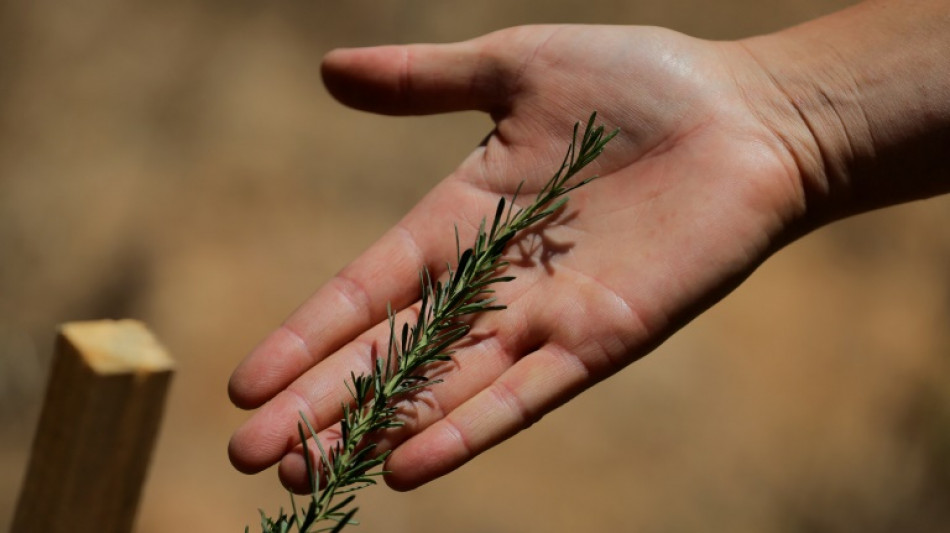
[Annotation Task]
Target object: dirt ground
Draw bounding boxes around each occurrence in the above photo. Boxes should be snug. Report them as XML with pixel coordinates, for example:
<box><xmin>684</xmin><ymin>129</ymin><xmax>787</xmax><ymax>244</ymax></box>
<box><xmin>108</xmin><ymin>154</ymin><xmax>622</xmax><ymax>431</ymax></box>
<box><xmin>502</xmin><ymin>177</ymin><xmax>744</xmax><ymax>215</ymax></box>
<box><xmin>2</xmin><ymin>0</ymin><xmax>949</xmax><ymax>531</ymax></box>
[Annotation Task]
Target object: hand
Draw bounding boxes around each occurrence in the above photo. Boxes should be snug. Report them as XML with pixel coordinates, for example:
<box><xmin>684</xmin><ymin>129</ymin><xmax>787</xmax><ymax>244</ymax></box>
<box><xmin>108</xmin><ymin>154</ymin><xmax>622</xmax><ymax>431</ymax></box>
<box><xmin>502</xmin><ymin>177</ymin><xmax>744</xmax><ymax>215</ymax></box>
<box><xmin>227</xmin><ymin>24</ymin><xmax>815</xmax><ymax>492</ymax></box>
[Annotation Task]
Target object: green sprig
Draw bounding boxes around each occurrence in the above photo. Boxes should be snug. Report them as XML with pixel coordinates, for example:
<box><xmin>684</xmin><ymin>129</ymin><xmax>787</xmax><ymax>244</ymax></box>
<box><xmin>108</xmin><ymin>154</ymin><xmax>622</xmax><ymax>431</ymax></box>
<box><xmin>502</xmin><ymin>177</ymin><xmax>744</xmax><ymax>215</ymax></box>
<box><xmin>251</xmin><ymin>112</ymin><xmax>618</xmax><ymax>532</ymax></box>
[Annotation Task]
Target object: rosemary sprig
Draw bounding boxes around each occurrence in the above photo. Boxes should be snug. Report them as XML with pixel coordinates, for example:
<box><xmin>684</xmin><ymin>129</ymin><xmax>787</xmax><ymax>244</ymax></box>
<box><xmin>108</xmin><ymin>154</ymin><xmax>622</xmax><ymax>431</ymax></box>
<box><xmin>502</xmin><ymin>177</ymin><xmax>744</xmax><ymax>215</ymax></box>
<box><xmin>252</xmin><ymin>112</ymin><xmax>618</xmax><ymax>533</ymax></box>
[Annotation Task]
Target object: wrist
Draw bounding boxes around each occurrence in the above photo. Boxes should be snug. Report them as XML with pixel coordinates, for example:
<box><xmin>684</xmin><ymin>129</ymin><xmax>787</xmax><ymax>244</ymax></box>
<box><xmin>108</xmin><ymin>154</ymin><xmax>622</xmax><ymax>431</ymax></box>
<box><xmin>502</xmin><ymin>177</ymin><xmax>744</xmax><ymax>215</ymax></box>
<box><xmin>734</xmin><ymin>0</ymin><xmax>950</xmax><ymax>227</ymax></box>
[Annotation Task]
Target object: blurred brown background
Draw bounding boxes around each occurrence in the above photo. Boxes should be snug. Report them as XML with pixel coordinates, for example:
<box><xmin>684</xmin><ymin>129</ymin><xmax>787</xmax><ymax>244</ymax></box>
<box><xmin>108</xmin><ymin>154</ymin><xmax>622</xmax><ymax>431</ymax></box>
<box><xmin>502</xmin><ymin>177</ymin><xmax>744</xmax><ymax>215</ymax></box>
<box><xmin>2</xmin><ymin>0</ymin><xmax>949</xmax><ymax>531</ymax></box>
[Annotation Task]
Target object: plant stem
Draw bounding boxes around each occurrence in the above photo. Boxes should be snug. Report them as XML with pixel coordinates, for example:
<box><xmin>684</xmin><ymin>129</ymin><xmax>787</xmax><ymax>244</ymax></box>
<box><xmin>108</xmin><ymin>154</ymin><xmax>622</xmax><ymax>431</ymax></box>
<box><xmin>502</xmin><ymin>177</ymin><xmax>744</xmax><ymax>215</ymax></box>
<box><xmin>253</xmin><ymin>112</ymin><xmax>617</xmax><ymax>533</ymax></box>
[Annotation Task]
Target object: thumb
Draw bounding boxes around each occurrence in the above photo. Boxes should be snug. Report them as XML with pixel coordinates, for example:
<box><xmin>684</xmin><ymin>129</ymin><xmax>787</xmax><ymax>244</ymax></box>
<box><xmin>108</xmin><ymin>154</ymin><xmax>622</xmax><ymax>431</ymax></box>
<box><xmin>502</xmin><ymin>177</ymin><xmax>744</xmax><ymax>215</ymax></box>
<box><xmin>320</xmin><ymin>35</ymin><xmax>519</xmax><ymax>116</ymax></box>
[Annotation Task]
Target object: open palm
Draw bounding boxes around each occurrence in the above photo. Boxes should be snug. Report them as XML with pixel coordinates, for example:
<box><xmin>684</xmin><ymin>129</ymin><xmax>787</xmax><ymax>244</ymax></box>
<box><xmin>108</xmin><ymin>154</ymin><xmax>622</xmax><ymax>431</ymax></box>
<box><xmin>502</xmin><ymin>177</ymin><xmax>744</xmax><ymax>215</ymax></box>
<box><xmin>228</xmin><ymin>24</ymin><xmax>806</xmax><ymax>492</ymax></box>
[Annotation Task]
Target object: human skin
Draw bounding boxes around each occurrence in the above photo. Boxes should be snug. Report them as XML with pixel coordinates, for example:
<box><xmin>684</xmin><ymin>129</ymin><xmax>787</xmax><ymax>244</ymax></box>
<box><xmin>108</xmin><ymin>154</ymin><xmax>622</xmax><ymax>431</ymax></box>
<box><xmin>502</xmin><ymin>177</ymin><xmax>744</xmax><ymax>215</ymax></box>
<box><xmin>228</xmin><ymin>0</ymin><xmax>950</xmax><ymax>493</ymax></box>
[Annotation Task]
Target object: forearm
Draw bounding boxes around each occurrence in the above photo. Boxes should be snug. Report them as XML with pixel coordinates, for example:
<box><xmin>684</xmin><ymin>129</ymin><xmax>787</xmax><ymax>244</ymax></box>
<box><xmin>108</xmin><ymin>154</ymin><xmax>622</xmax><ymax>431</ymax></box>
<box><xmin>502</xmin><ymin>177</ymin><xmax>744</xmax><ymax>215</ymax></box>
<box><xmin>737</xmin><ymin>0</ymin><xmax>950</xmax><ymax>226</ymax></box>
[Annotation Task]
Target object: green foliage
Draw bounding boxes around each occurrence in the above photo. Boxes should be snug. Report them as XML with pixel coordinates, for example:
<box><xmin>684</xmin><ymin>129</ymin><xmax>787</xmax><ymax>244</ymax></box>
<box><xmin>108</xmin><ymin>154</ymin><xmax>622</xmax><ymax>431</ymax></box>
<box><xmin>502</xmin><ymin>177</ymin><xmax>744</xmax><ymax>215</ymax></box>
<box><xmin>252</xmin><ymin>113</ymin><xmax>617</xmax><ymax>532</ymax></box>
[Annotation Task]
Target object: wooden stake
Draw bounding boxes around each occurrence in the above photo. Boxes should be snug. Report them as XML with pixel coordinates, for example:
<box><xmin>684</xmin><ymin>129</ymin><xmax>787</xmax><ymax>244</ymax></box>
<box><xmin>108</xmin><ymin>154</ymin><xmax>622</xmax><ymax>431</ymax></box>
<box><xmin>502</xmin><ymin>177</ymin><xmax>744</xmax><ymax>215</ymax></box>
<box><xmin>12</xmin><ymin>319</ymin><xmax>175</xmax><ymax>532</ymax></box>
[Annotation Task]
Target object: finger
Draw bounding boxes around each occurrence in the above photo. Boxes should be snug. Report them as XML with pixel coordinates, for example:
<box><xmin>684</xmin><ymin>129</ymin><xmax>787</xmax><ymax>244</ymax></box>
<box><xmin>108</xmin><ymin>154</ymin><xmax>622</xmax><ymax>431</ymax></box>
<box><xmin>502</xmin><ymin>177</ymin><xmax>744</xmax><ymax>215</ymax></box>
<box><xmin>275</xmin><ymin>305</ymin><xmax>534</xmax><ymax>492</ymax></box>
<box><xmin>269</xmin><ymin>224</ymin><xmax>646</xmax><ymax>488</ymax></box>
<box><xmin>229</xmin><ymin>302</ymin><xmax>424</xmax><ymax>474</ymax></box>
<box><xmin>229</xmin><ymin>248</ymin><xmax>523</xmax><ymax>475</ymax></box>
<box><xmin>321</xmin><ymin>28</ymin><xmax>545</xmax><ymax>116</ymax></box>
<box><xmin>266</xmin><ymin>254</ymin><xmax>552</xmax><ymax>489</ymax></box>
<box><xmin>228</xmin><ymin>176</ymin><xmax>499</xmax><ymax>409</ymax></box>
<box><xmin>379</xmin><ymin>260</ymin><xmax>644</xmax><ymax>490</ymax></box>
<box><xmin>321</xmin><ymin>41</ymin><xmax>505</xmax><ymax>115</ymax></box>
<box><xmin>384</xmin><ymin>341</ymin><xmax>595</xmax><ymax>491</ymax></box>
<box><xmin>228</xmin><ymin>339</ymin><xmax>372</xmax><ymax>474</ymax></box>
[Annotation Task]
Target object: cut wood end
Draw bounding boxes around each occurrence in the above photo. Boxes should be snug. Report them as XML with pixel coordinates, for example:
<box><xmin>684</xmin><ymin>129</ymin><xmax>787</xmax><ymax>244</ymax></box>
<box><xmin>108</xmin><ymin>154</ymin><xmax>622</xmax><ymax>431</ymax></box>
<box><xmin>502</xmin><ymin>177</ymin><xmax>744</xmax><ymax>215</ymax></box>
<box><xmin>60</xmin><ymin>319</ymin><xmax>175</xmax><ymax>375</ymax></box>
